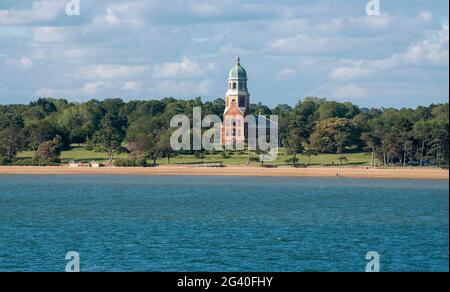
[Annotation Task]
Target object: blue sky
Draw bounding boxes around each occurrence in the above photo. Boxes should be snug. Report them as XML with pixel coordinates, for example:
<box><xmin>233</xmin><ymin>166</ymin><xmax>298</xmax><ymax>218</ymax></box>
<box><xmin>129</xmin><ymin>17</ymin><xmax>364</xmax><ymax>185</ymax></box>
<box><xmin>0</xmin><ymin>0</ymin><xmax>448</xmax><ymax>108</ymax></box>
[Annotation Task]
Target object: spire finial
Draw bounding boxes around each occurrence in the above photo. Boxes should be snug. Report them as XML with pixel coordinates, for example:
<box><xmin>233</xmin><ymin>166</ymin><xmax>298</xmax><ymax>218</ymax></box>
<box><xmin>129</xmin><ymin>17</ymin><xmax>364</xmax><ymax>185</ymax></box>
<box><xmin>236</xmin><ymin>55</ymin><xmax>240</xmax><ymax>65</ymax></box>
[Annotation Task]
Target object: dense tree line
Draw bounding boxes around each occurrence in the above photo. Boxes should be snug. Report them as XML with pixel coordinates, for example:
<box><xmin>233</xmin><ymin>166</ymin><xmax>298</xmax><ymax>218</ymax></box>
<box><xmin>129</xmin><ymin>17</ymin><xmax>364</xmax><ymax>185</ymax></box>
<box><xmin>0</xmin><ymin>96</ymin><xmax>448</xmax><ymax>167</ymax></box>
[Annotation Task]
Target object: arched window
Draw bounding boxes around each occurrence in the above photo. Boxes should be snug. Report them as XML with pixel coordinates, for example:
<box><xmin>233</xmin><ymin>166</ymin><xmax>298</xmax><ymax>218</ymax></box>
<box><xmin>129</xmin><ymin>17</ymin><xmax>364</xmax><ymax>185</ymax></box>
<box><xmin>233</xmin><ymin>82</ymin><xmax>237</xmax><ymax>89</ymax></box>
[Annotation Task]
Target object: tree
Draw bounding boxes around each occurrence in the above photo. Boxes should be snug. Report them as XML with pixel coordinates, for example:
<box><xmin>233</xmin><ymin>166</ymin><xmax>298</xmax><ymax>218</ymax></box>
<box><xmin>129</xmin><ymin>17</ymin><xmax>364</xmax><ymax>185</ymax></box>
<box><xmin>37</xmin><ymin>136</ymin><xmax>63</xmax><ymax>163</ymax></box>
<box><xmin>92</xmin><ymin>115</ymin><xmax>124</xmax><ymax>163</ymax></box>
<box><xmin>335</xmin><ymin>132</ymin><xmax>350</xmax><ymax>166</ymax></box>
<box><xmin>317</xmin><ymin>100</ymin><xmax>360</xmax><ymax>120</ymax></box>
<box><xmin>413</xmin><ymin>120</ymin><xmax>431</xmax><ymax>167</ymax></box>
<box><xmin>285</xmin><ymin>126</ymin><xmax>305</xmax><ymax>166</ymax></box>
<box><xmin>127</xmin><ymin>133</ymin><xmax>166</xmax><ymax>166</ymax></box>
<box><xmin>303</xmin><ymin>147</ymin><xmax>319</xmax><ymax>166</ymax></box>
<box><xmin>310</xmin><ymin>118</ymin><xmax>358</xmax><ymax>153</ymax></box>
<box><xmin>26</xmin><ymin>121</ymin><xmax>57</xmax><ymax>154</ymax></box>
<box><xmin>146</xmin><ymin>141</ymin><xmax>163</xmax><ymax>166</ymax></box>
<box><xmin>361</xmin><ymin>132</ymin><xmax>381</xmax><ymax>167</ymax></box>
<box><xmin>127</xmin><ymin>134</ymin><xmax>151</xmax><ymax>159</ymax></box>
<box><xmin>31</xmin><ymin>98</ymin><xmax>57</xmax><ymax>114</ymax></box>
<box><xmin>157</xmin><ymin>131</ymin><xmax>175</xmax><ymax>164</ymax></box>
<box><xmin>395</xmin><ymin>116</ymin><xmax>413</xmax><ymax>167</ymax></box>
<box><xmin>251</xmin><ymin>102</ymin><xmax>272</xmax><ymax>115</ymax></box>
<box><xmin>0</xmin><ymin>96</ymin><xmax>448</xmax><ymax>168</ymax></box>
<box><xmin>0</xmin><ymin>114</ymin><xmax>24</xmax><ymax>161</ymax></box>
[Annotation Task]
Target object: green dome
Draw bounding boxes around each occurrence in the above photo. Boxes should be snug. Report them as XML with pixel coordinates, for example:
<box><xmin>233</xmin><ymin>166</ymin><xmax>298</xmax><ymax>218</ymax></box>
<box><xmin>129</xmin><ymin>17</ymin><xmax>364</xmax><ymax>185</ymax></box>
<box><xmin>229</xmin><ymin>57</ymin><xmax>247</xmax><ymax>80</ymax></box>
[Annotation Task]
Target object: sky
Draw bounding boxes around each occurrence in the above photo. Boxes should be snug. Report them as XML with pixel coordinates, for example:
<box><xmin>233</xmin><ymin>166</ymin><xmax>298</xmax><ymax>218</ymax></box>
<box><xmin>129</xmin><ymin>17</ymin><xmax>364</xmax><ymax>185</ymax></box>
<box><xmin>0</xmin><ymin>0</ymin><xmax>448</xmax><ymax>108</ymax></box>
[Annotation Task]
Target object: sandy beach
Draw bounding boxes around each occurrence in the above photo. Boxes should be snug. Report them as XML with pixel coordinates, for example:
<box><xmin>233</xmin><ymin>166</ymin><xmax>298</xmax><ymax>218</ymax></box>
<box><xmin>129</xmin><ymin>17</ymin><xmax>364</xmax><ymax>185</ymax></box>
<box><xmin>0</xmin><ymin>165</ymin><xmax>448</xmax><ymax>180</ymax></box>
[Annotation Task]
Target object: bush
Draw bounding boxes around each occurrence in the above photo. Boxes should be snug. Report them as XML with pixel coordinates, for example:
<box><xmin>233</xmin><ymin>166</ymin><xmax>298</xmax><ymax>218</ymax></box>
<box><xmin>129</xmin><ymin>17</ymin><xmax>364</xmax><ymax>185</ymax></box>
<box><xmin>37</xmin><ymin>136</ymin><xmax>62</xmax><ymax>162</ymax></box>
<box><xmin>37</xmin><ymin>159</ymin><xmax>60</xmax><ymax>166</ymax></box>
<box><xmin>11</xmin><ymin>158</ymin><xmax>38</xmax><ymax>166</ymax></box>
<box><xmin>194</xmin><ymin>151</ymin><xmax>205</xmax><ymax>159</ymax></box>
<box><xmin>285</xmin><ymin>157</ymin><xmax>299</xmax><ymax>164</ymax></box>
<box><xmin>84</xmin><ymin>145</ymin><xmax>94</xmax><ymax>151</ymax></box>
<box><xmin>113</xmin><ymin>158</ymin><xmax>148</xmax><ymax>167</ymax></box>
<box><xmin>0</xmin><ymin>157</ymin><xmax>11</xmax><ymax>165</ymax></box>
<box><xmin>11</xmin><ymin>157</ymin><xmax>59</xmax><ymax>166</ymax></box>
<box><xmin>262</xmin><ymin>164</ymin><xmax>278</xmax><ymax>168</ymax></box>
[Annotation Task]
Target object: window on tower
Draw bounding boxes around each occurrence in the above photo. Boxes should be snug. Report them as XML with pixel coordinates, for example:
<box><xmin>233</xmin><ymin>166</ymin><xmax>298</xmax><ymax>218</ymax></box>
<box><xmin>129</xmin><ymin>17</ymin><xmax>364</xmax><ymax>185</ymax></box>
<box><xmin>238</xmin><ymin>96</ymin><xmax>245</xmax><ymax>107</ymax></box>
<box><xmin>233</xmin><ymin>82</ymin><xmax>237</xmax><ymax>89</ymax></box>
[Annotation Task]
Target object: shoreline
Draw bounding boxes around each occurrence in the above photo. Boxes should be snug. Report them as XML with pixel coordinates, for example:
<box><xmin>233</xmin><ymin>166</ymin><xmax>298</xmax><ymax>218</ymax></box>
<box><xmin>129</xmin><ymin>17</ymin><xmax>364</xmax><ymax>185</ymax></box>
<box><xmin>0</xmin><ymin>165</ymin><xmax>448</xmax><ymax>180</ymax></box>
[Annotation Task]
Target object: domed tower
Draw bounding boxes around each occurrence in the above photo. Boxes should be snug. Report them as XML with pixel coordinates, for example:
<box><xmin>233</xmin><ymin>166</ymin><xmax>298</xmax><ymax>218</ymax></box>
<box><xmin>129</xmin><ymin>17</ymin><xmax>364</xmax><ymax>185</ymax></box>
<box><xmin>226</xmin><ymin>56</ymin><xmax>251</xmax><ymax>114</ymax></box>
<box><xmin>222</xmin><ymin>56</ymin><xmax>251</xmax><ymax>146</ymax></box>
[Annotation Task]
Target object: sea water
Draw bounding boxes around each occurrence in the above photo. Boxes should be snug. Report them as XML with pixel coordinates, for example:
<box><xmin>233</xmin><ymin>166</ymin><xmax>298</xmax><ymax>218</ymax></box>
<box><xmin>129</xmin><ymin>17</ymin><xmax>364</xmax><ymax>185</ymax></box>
<box><xmin>0</xmin><ymin>175</ymin><xmax>448</xmax><ymax>272</ymax></box>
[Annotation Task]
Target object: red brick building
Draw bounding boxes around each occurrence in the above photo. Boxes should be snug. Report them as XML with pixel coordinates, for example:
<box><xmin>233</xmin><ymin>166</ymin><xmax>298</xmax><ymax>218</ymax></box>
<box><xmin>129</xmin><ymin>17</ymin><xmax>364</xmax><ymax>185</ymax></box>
<box><xmin>221</xmin><ymin>57</ymin><xmax>251</xmax><ymax>147</ymax></box>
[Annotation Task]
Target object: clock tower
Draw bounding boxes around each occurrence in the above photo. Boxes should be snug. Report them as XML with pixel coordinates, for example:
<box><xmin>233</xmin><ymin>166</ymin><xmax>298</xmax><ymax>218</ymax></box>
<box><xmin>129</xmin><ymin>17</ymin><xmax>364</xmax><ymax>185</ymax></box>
<box><xmin>222</xmin><ymin>56</ymin><xmax>251</xmax><ymax>147</ymax></box>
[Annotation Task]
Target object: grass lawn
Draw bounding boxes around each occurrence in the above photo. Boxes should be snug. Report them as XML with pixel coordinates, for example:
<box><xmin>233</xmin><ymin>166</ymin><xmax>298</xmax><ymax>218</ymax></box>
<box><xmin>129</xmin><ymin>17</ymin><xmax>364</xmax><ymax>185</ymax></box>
<box><xmin>18</xmin><ymin>146</ymin><xmax>373</xmax><ymax>166</ymax></box>
<box><xmin>157</xmin><ymin>151</ymin><xmax>372</xmax><ymax>166</ymax></box>
<box><xmin>17</xmin><ymin>147</ymin><xmax>128</xmax><ymax>163</ymax></box>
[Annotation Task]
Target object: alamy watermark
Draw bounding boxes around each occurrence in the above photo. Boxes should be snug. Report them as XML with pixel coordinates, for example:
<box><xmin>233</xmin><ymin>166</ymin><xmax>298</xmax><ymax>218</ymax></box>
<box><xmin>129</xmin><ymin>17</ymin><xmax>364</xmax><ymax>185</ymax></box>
<box><xmin>366</xmin><ymin>0</ymin><xmax>381</xmax><ymax>16</ymax></box>
<box><xmin>63</xmin><ymin>249</ymin><xmax>381</xmax><ymax>272</ymax></box>
<box><xmin>365</xmin><ymin>251</ymin><xmax>380</xmax><ymax>272</ymax></box>
<box><xmin>65</xmin><ymin>1</ymin><xmax>378</xmax><ymax>18</ymax></box>
<box><xmin>66</xmin><ymin>0</ymin><xmax>81</xmax><ymax>16</ymax></box>
<box><xmin>66</xmin><ymin>251</ymin><xmax>80</xmax><ymax>272</ymax></box>
<box><xmin>170</xmin><ymin>107</ymin><xmax>279</xmax><ymax>162</ymax></box>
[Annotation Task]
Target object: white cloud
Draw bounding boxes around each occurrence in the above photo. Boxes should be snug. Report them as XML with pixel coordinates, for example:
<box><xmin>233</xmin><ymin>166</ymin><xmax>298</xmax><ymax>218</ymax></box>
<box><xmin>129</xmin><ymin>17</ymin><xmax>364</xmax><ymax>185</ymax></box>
<box><xmin>35</xmin><ymin>86</ymin><xmax>82</xmax><ymax>98</ymax></box>
<box><xmin>347</xmin><ymin>14</ymin><xmax>392</xmax><ymax>31</ymax></box>
<box><xmin>0</xmin><ymin>0</ymin><xmax>64</xmax><ymax>25</ymax></box>
<box><xmin>418</xmin><ymin>12</ymin><xmax>433</xmax><ymax>22</ymax></box>
<box><xmin>152</xmin><ymin>58</ymin><xmax>211</xmax><ymax>79</ymax></box>
<box><xmin>32</xmin><ymin>27</ymin><xmax>71</xmax><ymax>43</ymax></box>
<box><xmin>153</xmin><ymin>79</ymin><xmax>213</xmax><ymax>97</ymax></box>
<box><xmin>6</xmin><ymin>56</ymin><xmax>34</xmax><ymax>70</ymax></box>
<box><xmin>123</xmin><ymin>81</ymin><xmax>142</xmax><ymax>91</ymax></box>
<box><xmin>92</xmin><ymin>5</ymin><xmax>144</xmax><ymax>28</ymax></box>
<box><xmin>35</xmin><ymin>85</ymin><xmax>100</xmax><ymax>99</ymax></box>
<box><xmin>270</xmin><ymin>34</ymin><xmax>328</xmax><ymax>54</ymax></box>
<box><xmin>35</xmin><ymin>88</ymin><xmax>57</xmax><ymax>97</ymax></box>
<box><xmin>84</xmin><ymin>65</ymin><xmax>147</xmax><ymax>80</ymax></box>
<box><xmin>333</xmin><ymin>84</ymin><xmax>366</xmax><ymax>98</ymax></box>
<box><xmin>401</xmin><ymin>23</ymin><xmax>449</xmax><ymax>65</ymax></box>
<box><xmin>83</xmin><ymin>82</ymin><xmax>106</xmax><ymax>95</ymax></box>
<box><xmin>276</xmin><ymin>68</ymin><xmax>297</xmax><ymax>79</ymax></box>
<box><xmin>329</xmin><ymin>66</ymin><xmax>372</xmax><ymax>81</ymax></box>
<box><xmin>0</xmin><ymin>81</ymin><xmax>5</xmax><ymax>97</ymax></box>
<box><xmin>189</xmin><ymin>3</ymin><xmax>221</xmax><ymax>17</ymax></box>
<box><xmin>328</xmin><ymin>23</ymin><xmax>449</xmax><ymax>81</ymax></box>
<box><xmin>103</xmin><ymin>8</ymin><xmax>121</xmax><ymax>26</ymax></box>
<box><xmin>0</xmin><ymin>0</ymin><xmax>448</xmax><ymax>107</ymax></box>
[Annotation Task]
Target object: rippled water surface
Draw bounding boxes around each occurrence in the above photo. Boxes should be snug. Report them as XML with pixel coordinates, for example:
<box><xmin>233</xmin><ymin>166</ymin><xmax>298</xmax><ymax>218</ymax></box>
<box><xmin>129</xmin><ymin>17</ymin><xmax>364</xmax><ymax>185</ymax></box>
<box><xmin>0</xmin><ymin>175</ymin><xmax>448</xmax><ymax>272</ymax></box>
